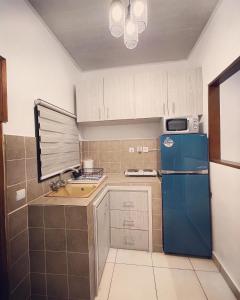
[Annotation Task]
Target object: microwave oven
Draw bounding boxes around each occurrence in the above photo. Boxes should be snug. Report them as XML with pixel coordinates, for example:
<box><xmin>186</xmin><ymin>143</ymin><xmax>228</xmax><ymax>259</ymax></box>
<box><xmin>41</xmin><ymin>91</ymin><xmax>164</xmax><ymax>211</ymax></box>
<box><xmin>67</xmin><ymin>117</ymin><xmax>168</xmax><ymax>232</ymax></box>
<box><xmin>162</xmin><ymin>116</ymin><xmax>199</xmax><ymax>134</ymax></box>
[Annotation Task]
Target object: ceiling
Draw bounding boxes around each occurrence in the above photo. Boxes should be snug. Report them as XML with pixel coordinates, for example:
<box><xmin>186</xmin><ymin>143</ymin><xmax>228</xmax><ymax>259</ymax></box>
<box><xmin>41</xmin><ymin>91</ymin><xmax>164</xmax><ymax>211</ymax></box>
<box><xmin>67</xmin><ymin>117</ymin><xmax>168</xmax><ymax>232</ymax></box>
<box><xmin>28</xmin><ymin>0</ymin><xmax>219</xmax><ymax>71</ymax></box>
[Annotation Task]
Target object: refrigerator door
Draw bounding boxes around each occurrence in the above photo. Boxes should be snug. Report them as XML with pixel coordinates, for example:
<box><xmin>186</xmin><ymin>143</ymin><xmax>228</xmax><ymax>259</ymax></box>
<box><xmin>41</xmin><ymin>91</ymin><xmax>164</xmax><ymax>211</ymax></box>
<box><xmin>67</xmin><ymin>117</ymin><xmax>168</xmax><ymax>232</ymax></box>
<box><xmin>160</xmin><ymin>134</ymin><xmax>209</xmax><ymax>172</ymax></box>
<box><xmin>162</xmin><ymin>174</ymin><xmax>212</xmax><ymax>257</ymax></box>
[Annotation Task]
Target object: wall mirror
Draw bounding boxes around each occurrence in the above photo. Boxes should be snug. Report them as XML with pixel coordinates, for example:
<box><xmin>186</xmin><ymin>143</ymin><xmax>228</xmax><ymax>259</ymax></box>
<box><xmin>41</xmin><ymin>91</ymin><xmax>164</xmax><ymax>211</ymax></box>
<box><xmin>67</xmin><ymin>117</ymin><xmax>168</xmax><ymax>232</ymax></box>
<box><xmin>209</xmin><ymin>56</ymin><xmax>240</xmax><ymax>169</ymax></box>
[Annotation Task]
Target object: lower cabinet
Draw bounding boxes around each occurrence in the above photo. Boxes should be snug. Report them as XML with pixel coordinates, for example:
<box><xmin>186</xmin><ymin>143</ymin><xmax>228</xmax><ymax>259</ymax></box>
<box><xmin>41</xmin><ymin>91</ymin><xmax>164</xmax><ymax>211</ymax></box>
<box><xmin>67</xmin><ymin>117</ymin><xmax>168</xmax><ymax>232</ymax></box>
<box><xmin>94</xmin><ymin>187</ymin><xmax>151</xmax><ymax>288</ymax></box>
<box><xmin>111</xmin><ymin>228</ymin><xmax>149</xmax><ymax>251</ymax></box>
<box><xmin>110</xmin><ymin>189</ymin><xmax>150</xmax><ymax>251</ymax></box>
<box><xmin>94</xmin><ymin>191</ymin><xmax>110</xmax><ymax>287</ymax></box>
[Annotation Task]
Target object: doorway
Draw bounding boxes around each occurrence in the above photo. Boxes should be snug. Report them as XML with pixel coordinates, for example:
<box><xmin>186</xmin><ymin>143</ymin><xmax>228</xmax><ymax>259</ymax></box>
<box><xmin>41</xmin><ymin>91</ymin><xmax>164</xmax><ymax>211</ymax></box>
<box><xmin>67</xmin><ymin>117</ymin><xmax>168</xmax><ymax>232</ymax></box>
<box><xmin>0</xmin><ymin>56</ymin><xmax>8</xmax><ymax>299</ymax></box>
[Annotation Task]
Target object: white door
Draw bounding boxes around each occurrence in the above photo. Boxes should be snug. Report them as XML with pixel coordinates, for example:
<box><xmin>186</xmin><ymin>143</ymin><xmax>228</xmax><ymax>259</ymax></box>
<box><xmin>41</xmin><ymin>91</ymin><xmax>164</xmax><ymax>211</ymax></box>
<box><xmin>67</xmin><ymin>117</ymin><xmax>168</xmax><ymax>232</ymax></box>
<box><xmin>96</xmin><ymin>192</ymin><xmax>110</xmax><ymax>284</ymax></box>
<box><xmin>135</xmin><ymin>71</ymin><xmax>168</xmax><ymax>118</ymax></box>
<box><xmin>104</xmin><ymin>75</ymin><xmax>135</xmax><ymax>120</ymax></box>
<box><xmin>76</xmin><ymin>77</ymin><xmax>104</xmax><ymax>122</ymax></box>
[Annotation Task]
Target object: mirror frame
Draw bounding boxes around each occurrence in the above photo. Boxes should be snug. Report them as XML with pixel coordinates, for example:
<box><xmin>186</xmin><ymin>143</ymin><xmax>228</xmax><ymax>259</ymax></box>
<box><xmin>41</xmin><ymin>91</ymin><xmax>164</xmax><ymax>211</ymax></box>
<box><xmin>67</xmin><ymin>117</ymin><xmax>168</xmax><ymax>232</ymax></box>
<box><xmin>208</xmin><ymin>56</ymin><xmax>240</xmax><ymax>169</ymax></box>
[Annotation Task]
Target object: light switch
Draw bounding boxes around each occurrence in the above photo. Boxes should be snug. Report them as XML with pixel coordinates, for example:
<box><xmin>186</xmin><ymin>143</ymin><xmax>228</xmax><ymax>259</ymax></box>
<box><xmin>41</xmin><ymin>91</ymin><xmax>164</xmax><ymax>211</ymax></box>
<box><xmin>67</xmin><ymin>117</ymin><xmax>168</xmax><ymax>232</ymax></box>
<box><xmin>129</xmin><ymin>147</ymin><xmax>134</xmax><ymax>153</ymax></box>
<box><xmin>16</xmin><ymin>189</ymin><xmax>26</xmax><ymax>201</ymax></box>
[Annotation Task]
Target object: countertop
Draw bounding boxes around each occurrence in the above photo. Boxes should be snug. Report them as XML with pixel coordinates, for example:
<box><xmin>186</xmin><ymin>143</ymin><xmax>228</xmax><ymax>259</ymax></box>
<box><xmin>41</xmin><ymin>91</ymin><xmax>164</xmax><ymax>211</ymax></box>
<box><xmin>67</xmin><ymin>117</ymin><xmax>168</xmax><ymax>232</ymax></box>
<box><xmin>29</xmin><ymin>174</ymin><xmax>161</xmax><ymax>207</ymax></box>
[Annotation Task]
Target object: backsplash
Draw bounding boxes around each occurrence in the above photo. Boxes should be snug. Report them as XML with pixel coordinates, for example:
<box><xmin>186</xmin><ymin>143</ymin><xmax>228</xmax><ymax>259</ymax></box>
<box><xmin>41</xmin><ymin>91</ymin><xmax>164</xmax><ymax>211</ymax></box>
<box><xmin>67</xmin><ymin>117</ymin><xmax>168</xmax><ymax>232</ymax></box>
<box><xmin>82</xmin><ymin>138</ymin><xmax>161</xmax><ymax>173</ymax></box>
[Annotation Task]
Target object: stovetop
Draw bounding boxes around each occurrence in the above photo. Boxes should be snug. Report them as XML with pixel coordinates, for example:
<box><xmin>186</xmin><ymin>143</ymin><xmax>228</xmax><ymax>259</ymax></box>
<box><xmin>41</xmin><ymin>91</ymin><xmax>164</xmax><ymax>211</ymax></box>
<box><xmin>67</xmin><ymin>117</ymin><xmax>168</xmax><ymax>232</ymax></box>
<box><xmin>124</xmin><ymin>169</ymin><xmax>157</xmax><ymax>177</ymax></box>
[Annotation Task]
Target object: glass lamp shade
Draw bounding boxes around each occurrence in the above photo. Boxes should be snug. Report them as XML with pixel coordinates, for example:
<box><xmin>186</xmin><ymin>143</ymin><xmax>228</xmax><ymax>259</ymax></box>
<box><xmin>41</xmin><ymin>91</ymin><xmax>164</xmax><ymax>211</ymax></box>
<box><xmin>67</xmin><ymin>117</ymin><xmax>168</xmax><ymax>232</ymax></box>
<box><xmin>132</xmin><ymin>0</ymin><xmax>148</xmax><ymax>33</ymax></box>
<box><xmin>109</xmin><ymin>0</ymin><xmax>125</xmax><ymax>38</ymax></box>
<box><xmin>124</xmin><ymin>6</ymin><xmax>138</xmax><ymax>49</ymax></box>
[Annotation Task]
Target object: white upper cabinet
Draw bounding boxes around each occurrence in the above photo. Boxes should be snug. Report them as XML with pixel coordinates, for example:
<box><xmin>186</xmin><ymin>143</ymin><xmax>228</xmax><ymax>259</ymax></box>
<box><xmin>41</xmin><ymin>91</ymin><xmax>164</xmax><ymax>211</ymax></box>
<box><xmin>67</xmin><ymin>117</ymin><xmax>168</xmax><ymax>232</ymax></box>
<box><xmin>167</xmin><ymin>68</ymin><xmax>203</xmax><ymax>116</ymax></box>
<box><xmin>76</xmin><ymin>68</ymin><xmax>203</xmax><ymax>123</ymax></box>
<box><xmin>135</xmin><ymin>71</ymin><xmax>168</xmax><ymax>118</ymax></box>
<box><xmin>76</xmin><ymin>77</ymin><xmax>104</xmax><ymax>122</ymax></box>
<box><xmin>103</xmin><ymin>75</ymin><xmax>135</xmax><ymax>120</ymax></box>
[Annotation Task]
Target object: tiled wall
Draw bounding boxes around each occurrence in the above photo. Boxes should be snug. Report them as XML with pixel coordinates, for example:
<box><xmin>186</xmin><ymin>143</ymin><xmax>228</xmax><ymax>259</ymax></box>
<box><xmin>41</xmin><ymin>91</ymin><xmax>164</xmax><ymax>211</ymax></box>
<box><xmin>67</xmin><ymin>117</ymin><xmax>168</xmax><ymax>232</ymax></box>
<box><xmin>4</xmin><ymin>135</ymin><xmax>74</xmax><ymax>299</ymax></box>
<box><xmin>82</xmin><ymin>138</ymin><xmax>160</xmax><ymax>173</ymax></box>
<box><xmin>28</xmin><ymin>204</ymin><xmax>95</xmax><ymax>300</ymax></box>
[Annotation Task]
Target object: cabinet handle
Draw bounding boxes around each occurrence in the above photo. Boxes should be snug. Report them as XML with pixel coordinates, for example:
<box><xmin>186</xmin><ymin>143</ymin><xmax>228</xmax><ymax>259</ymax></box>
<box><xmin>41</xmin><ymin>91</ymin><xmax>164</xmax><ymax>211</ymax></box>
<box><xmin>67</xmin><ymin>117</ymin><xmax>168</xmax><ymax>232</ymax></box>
<box><xmin>123</xmin><ymin>220</ymin><xmax>135</xmax><ymax>227</ymax></box>
<box><xmin>123</xmin><ymin>201</ymin><xmax>134</xmax><ymax>208</ymax></box>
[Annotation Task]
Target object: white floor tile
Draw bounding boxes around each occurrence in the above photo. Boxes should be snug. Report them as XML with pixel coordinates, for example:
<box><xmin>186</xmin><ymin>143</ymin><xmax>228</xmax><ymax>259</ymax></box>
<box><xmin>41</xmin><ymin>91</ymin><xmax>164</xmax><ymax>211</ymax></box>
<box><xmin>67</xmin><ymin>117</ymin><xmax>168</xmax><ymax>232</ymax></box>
<box><xmin>108</xmin><ymin>263</ymin><xmax>157</xmax><ymax>300</ymax></box>
<box><xmin>95</xmin><ymin>263</ymin><xmax>114</xmax><ymax>300</ymax></box>
<box><xmin>190</xmin><ymin>257</ymin><xmax>218</xmax><ymax>272</ymax></box>
<box><xmin>152</xmin><ymin>252</ymin><xmax>193</xmax><ymax>270</ymax></box>
<box><xmin>107</xmin><ymin>248</ymin><xmax>117</xmax><ymax>263</ymax></box>
<box><xmin>197</xmin><ymin>271</ymin><xmax>236</xmax><ymax>300</ymax></box>
<box><xmin>116</xmin><ymin>249</ymin><xmax>152</xmax><ymax>266</ymax></box>
<box><xmin>154</xmin><ymin>267</ymin><xmax>206</xmax><ymax>300</ymax></box>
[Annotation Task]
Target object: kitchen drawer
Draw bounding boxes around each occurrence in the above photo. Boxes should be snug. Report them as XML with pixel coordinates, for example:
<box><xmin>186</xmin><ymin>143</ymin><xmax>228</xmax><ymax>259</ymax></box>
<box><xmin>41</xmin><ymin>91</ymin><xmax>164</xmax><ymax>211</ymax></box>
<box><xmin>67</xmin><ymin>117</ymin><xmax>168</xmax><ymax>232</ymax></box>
<box><xmin>111</xmin><ymin>210</ymin><xmax>148</xmax><ymax>230</ymax></box>
<box><xmin>111</xmin><ymin>228</ymin><xmax>149</xmax><ymax>251</ymax></box>
<box><xmin>110</xmin><ymin>191</ymin><xmax>148</xmax><ymax>211</ymax></box>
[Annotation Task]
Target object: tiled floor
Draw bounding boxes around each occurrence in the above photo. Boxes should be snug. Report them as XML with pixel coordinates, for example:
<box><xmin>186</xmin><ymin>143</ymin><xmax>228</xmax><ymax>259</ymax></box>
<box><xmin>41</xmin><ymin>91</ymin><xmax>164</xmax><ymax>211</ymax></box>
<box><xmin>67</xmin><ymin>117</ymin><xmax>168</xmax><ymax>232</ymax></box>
<box><xmin>95</xmin><ymin>248</ymin><xmax>236</xmax><ymax>300</ymax></box>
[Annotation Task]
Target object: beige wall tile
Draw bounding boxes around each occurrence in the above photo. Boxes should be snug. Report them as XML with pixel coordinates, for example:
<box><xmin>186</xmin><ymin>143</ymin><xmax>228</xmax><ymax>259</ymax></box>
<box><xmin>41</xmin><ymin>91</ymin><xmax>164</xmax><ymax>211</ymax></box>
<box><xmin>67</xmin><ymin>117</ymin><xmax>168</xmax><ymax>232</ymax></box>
<box><xmin>6</xmin><ymin>159</ymin><xmax>26</xmax><ymax>186</ymax></box>
<box><xmin>30</xmin><ymin>251</ymin><xmax>45</xmax><ymax>273</ymax></box>
<box><xmin>9</xmin><ymin>229</ymin><xmax>28</xmax><ymax>266</ymax></box>
<box><xmin>5</xmin><ymin>135</ymin><xmax>25</xmax><ymax>160</ymax></box>
<box><xmin>27</xmin><ymin>179</ymin><xmax>43</xmax><ymax>202</ymax></box>
<box><xmin>9</xmin><ymin>253</ymin><xmax>29</xmax><ymax>292</ymax></box>
<box><xmin>31</xmin><ymin>273</ymin><xmax>46</xmax><ymax>296</ymax></box>
<box><xmin>46</xmin><ymin>251</ymin><xmax>67</xmax><ymax>274</ymax></box>
<box><xmin>46</xmin><ymin>274</ymin><xmax>68</xmax><ymax>298</ymax></box>
<box><xmin>68</xmin><ymin>275</ymin><xmax>90</xmax><ymax>300</ymax></box>
<box><xmin>25</xmin><ymin>137</ymin><xmax>37</xmax><ymax>158</ymax></box>
<box><xmin>8</xmin><ymin>206</ymin><xmax>28</xmax><ymax>239</ymax></box>
<box><xmin>44</xmin><ymin>206</ymin><xmax>65</xmax><ymax>229</ymax></box>
<box><xmin>26</xmin><ymin>158</ymin><xmax>38</xmax><ymax>180</ymax></box>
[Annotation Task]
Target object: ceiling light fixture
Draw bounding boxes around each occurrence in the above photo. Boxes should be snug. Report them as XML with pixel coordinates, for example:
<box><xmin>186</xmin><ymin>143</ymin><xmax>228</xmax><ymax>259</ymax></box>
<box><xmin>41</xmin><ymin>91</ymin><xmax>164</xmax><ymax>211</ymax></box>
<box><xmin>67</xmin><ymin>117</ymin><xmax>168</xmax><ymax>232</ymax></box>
<box><xmin>109</xmin><ymin>0</ymin><xmax>148</xmax><ymax>49</ymax></box>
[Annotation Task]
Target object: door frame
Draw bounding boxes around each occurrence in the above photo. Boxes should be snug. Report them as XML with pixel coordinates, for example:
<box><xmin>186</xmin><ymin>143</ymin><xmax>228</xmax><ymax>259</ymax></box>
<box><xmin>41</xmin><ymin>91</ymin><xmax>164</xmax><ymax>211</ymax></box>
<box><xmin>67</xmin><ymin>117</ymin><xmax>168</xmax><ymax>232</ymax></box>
<box><xmin>0</xmin><ymin>56</ymin><xmax>9</xmax><ymax>299</ymax></box>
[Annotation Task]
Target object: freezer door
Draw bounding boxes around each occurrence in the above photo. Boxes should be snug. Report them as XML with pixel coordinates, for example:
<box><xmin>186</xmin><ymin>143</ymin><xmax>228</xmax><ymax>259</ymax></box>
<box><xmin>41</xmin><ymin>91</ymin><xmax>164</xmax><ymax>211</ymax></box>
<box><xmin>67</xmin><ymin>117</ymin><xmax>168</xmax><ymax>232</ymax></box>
<box><xmin>160</xmin><ymin>134</ymin><xmax>209</xmax><ymax>171</ymax></box>
<box><xmin>162</xmin><ymin>174</ymin><xmax>212</xmax><ymax>257</ymax></box>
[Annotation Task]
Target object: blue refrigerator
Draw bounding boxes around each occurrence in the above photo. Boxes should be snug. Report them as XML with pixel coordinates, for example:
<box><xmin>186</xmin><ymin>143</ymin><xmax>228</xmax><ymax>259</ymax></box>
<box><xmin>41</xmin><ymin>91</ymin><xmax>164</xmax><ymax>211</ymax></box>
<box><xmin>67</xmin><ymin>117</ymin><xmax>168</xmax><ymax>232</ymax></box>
<box><xmin>160</xmin><ymin>134</ymin><xmax>212</xmax><ymax>257</ymax></box>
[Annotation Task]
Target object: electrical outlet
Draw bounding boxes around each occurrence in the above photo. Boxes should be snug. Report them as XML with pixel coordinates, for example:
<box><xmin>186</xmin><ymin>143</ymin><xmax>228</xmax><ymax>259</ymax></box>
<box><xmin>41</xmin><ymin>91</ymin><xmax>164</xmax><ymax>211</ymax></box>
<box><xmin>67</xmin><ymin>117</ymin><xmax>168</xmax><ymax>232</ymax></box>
<box><xmin>129</xmin><ymin>147</ymin><xmax>135</xmax><ymax>153</ymax></box>
<box><xmin>137</xmin><ymin>146</ymin><xmax>143</xmax><ymax>153</ymax></box>
<box><xmin>143</xmin><ymin>146</ymin><xmax>149</xmax><ymax>153</ymax></box>
<box><xmin>16</xmin><ymin>189</ymin><xmax>26</xmax><ymax>201</ymax></box>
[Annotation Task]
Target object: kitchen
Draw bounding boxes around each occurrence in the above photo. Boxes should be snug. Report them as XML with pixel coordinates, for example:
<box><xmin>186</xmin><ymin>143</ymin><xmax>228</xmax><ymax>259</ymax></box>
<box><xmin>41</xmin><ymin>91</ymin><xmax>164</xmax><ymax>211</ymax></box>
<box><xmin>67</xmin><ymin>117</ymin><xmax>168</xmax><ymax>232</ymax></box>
<box><xmin>0</xmin><ymin>0</ymin><xmax>240</xmax><ymax>300</ymax></box>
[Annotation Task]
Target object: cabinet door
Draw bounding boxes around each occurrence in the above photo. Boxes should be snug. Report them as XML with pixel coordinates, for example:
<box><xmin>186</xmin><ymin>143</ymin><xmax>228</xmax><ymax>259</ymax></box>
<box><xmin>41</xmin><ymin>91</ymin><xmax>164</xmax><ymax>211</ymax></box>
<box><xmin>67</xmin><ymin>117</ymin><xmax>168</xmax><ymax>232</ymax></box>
<box><xmin>135</xmin><ymin>71</ymin><xmax>168</xmax><ymax>118</ymax></box>
<box><xmin>168</xmin><ymin>69</ymin><xmax>203</xmax><ymax>116</ymax></box>
<box><xmin>76</xmin><ymin>77</ymin><xmax>104</xmax><ymax>122</ymax></box>
<box><xmin>96</xmin><ymin>193</ymin><xmax>110</xmax><ymax>284</ymax></box>
<box><xmin>104</xmin><ymin>75</ymin><xmax>135</xmax><ymax>120</ymax></box>
<box><xmin>185</xmin><ymin>68</ymin><xmax>203</xmax><ymax>115</ymax></box>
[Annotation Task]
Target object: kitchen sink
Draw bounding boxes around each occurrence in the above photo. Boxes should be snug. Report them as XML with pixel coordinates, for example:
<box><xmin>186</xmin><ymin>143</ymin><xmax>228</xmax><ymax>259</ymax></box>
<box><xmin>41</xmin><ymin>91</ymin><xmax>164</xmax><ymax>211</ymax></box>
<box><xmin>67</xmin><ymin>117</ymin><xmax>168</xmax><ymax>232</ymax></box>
<box><xmin>45</xmin><ymin>183</ymin><xmax>98</xmax><ymax>198</ymax></box>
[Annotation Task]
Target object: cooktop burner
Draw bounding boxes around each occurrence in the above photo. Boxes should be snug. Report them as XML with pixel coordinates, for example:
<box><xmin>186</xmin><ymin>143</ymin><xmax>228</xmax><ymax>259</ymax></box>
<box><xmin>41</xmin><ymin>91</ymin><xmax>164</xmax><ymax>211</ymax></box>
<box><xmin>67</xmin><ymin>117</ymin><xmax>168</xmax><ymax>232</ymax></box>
<box><xmin>125</xmin><ymin>169</ymin><xmax>157</xmax><ymax>177</ymax></box>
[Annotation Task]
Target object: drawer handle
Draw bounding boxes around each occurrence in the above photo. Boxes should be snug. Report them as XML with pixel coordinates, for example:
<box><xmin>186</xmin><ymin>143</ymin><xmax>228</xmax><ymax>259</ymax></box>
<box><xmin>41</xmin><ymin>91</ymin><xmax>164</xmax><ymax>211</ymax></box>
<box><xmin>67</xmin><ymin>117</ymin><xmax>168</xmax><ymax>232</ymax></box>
<box><xmin>123</xmin><ymin>220</ymin><xmax>135</xmax><ymax>227</ymax></box>
<box><xmin>123</xmin><ymin>201</ymin><xmax>134</xmax><ymax>208</ymax></box>
<box><xmin>124</xmin><ymin>236</ymin><xmax>135</xmax><ymax>246</ymax></box>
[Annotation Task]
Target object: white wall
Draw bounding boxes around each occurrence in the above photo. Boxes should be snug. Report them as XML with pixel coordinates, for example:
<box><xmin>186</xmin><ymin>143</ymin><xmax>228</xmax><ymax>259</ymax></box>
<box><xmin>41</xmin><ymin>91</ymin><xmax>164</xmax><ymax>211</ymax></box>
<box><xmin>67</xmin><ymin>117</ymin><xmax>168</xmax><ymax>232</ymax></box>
<box><xmin>0</xmin><ymin>0</ymin><xmax>81</xmax><ymax>136</ymax></box>
<box><xmin>220</xmin><ymin>70</ymin><xmax>240</xmax><ymax>163</ymax></box>
<box><xmin>78</xmin><ymin>60</ymin><xmax>188</xmax><ymax>140</ymax></box>
<box><xmin>188</xmin><ymin>0</ymin><xmax>240</xmax><ymax>291</ymax></box>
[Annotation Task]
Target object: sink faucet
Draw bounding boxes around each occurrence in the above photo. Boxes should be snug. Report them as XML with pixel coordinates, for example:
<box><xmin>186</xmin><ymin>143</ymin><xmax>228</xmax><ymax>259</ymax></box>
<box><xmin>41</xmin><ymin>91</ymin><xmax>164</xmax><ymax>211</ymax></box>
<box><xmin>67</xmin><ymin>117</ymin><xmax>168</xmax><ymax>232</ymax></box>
<box><xmin>50</xmin><ymin>167</ymin><xmax>79</xmax><ymax>191</ymax></box>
